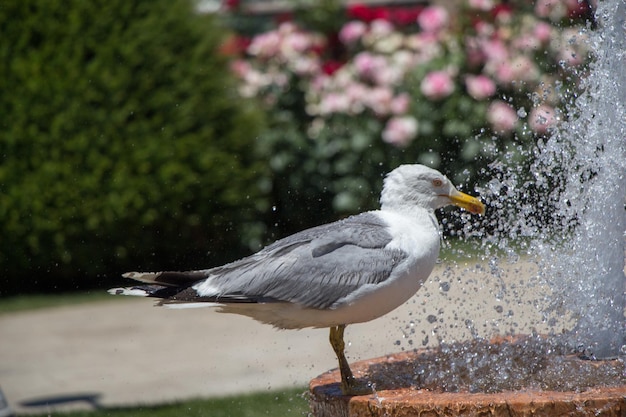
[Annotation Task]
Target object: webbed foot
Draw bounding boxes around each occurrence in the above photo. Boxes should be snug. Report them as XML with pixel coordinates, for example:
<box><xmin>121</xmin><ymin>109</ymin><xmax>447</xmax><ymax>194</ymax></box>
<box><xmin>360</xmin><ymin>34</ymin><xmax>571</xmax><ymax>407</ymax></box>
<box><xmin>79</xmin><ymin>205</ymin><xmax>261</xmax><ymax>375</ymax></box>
<box><xmin>341</xmin><ymin>377</ymin><xmax>373</xmax><ymax>396</ymax></box>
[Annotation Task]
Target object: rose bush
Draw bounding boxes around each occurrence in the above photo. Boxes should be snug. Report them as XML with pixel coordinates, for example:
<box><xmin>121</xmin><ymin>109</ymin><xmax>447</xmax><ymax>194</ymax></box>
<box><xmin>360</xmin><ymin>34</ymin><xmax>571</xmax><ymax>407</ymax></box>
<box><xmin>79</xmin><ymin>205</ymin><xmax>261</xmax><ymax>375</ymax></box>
<box><xmin>224</xmin><ymin>0</ymin><xmax>593</xmax><ymax>235</ymax></box>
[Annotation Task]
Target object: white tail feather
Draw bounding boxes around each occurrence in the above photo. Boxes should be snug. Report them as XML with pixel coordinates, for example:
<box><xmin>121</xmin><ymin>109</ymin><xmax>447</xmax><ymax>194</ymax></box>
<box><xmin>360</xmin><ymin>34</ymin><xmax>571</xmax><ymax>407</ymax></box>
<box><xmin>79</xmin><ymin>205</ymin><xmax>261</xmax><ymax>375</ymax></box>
<box><xmin>107</xmin><ymin>287</ymin><xmax>150</xmax><ymax>297</ymax></box>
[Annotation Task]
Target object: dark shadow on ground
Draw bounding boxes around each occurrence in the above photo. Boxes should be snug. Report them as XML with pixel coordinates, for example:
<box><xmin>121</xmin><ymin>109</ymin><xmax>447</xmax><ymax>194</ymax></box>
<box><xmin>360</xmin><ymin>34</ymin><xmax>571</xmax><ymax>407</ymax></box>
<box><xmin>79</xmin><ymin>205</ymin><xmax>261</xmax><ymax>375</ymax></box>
<box><xmin>20</xmin><ymin>393</ymin><xmax>102</xmax><ymax>411</ymax></box>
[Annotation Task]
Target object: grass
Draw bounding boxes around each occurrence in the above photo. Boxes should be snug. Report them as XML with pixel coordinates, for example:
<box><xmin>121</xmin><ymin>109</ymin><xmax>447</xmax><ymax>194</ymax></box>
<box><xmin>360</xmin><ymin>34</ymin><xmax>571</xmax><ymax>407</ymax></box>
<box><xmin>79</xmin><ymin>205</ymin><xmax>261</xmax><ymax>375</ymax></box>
<box><xmin>19</xmin><ymin>388</ymin><xmax>310</xmax><ymax>417</ymax></box>
<box><xmin>0</xmin><ymin>290</ymin><xmax>122</xmax><ymax>315</ymax></box>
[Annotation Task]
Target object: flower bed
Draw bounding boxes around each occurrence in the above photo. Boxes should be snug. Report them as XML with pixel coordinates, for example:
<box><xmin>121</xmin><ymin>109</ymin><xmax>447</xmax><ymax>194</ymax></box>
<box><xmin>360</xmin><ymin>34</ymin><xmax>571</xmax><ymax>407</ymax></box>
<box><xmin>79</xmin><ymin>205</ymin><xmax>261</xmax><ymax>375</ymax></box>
<box><xmin>222</xmin><ymin>0</ymin><xmax>593</xmax><ymax>225</ymax></box>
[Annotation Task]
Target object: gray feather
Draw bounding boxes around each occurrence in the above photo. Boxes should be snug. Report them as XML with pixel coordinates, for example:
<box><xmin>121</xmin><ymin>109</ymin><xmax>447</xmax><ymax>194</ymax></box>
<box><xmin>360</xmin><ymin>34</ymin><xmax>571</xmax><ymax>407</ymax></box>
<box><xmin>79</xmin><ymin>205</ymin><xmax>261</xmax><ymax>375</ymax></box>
<box><xmin>119</xmin><ymin>212</ymin><xmax>407</xmax><ymax>310</ymax></box>
<box><xmin>199</xmin><ymin>212</ymin><xmax>407</xmax><ymax>309</ymax></box>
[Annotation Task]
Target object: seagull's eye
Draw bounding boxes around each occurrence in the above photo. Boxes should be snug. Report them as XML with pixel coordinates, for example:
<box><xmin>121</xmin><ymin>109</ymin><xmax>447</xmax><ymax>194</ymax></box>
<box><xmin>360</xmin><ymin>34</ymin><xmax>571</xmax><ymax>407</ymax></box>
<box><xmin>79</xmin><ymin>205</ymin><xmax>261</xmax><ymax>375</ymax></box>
<box><xmin>432</xmin><ymin>179</ymin><xmax>443</xmax><ymax>187</ymax></box>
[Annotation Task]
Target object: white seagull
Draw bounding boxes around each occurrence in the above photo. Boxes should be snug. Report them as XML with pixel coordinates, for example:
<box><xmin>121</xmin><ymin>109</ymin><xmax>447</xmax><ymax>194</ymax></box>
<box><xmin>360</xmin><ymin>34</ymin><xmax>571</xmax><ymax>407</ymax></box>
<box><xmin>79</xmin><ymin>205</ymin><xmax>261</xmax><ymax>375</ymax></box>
<box><xmin>109</xmin><ymin>164</ymin><xmax>485</xmax><ymax>395</ymax></box>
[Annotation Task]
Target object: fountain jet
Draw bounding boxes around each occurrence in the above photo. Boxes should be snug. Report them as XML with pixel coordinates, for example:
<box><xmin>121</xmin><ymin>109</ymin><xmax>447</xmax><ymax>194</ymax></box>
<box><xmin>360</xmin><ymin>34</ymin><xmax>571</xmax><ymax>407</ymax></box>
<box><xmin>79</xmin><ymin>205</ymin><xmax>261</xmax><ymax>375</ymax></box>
<box><xmin>532</xmin><ymin>0</ymin><xmax>626</xmax><ymax>359</ymax></box>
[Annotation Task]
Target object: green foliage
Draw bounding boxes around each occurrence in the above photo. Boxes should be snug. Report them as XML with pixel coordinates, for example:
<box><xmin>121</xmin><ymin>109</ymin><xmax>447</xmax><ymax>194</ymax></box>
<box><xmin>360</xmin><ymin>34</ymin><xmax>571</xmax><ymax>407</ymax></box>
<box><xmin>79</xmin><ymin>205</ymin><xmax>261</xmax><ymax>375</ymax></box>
<box><xmin>293</xmin><ymin>0</ymin><xmax>347</xmax><ymax>34</ymax></box>
<box><xmin>0</xmin><ymin>291</ymin><xmax>117</xmax><ymax>315</ymax></box>
<box><xmin>24</xmin><ymin>388</ymin><xmax>308</xmax><ymax>417</ymax></box>
<box><xmin>259</xmin><ymin>104</ymin><xmax>413</xmax><ymax>239</ymax></box>
<box><xmin>248</xmin><ymin>67</ymin><xmax>405</xmax><ymax>239</ymax></box>
<box><xmin>0</xmin><ymin>0</ymin><xmax>267</xmax><ymax>294</ymax></box>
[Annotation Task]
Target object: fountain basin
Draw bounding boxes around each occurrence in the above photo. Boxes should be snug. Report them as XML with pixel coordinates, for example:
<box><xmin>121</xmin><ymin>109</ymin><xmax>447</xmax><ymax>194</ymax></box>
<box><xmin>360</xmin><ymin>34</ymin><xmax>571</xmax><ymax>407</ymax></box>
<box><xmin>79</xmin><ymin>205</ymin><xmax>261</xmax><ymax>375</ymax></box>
<box><xmin>309</xmin><ymin>337</ymin><xmax>626</xmax><ymax>417</ymax></box>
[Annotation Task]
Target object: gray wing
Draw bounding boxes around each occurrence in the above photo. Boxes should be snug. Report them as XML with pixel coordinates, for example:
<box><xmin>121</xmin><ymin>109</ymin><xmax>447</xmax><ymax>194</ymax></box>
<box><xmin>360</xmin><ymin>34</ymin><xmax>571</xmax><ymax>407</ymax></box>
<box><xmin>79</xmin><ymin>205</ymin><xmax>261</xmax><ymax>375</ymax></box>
<box><xmin>203</xmin><ymin>212</ymin><xmax>407</xmax><ymax>309</ymax></box>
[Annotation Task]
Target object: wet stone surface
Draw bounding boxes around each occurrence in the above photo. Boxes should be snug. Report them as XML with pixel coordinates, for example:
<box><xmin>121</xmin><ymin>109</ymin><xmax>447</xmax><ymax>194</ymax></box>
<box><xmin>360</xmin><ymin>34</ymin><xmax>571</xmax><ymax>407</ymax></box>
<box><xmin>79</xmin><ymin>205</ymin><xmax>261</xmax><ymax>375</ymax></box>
<box><xmin>364</xmin><ymin>336</ymin><xmax>626</xmax><ymax>393</ymax></box>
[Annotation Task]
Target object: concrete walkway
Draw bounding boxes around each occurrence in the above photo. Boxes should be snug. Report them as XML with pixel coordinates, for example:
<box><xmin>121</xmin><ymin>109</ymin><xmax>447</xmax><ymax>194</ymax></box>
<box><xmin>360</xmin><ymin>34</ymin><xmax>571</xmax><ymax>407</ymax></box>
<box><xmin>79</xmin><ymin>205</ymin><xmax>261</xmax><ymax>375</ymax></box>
<box><xmin>0</xmin><ymin>261</ymin><xmax>550</xmax><ymax>414</ymax></box>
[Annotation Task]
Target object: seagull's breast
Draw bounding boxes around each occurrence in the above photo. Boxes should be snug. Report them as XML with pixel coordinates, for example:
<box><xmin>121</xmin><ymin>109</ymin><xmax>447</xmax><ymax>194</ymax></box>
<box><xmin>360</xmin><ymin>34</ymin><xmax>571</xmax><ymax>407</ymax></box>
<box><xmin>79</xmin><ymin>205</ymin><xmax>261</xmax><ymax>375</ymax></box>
<box><xmin>378</xmin><ymin>209</ymin><xmax>441</xmax><ymax>261</ymax></box>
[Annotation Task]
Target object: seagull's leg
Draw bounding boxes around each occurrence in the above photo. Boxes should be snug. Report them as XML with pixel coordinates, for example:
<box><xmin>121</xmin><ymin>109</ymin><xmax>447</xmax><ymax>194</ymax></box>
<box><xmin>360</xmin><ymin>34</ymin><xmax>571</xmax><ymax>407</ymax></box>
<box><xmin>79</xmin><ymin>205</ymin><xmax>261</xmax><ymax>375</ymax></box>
<box><xmin>329</xmin><ymin>325</ymin><xmax>371</xmax><ymax>395</ymax></box>
<box><xmin>329</xmin><ymin>325</ymin><xmax>354</xmax><ymax>391</ymax></box>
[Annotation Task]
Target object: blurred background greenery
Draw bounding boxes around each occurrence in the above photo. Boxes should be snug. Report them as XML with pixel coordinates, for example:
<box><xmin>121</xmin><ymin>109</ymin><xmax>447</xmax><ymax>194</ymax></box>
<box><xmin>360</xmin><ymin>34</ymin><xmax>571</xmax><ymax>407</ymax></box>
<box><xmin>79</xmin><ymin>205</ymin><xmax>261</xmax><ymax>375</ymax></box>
<box><xmin>0</xmin><ymin>0</ymin><xmax>592</xmax><ymax>295</ymax></box>
<box><xmin>0</xmin><ymin>0</ymin><xmax>270</xmax><ymax>294</ymax></box>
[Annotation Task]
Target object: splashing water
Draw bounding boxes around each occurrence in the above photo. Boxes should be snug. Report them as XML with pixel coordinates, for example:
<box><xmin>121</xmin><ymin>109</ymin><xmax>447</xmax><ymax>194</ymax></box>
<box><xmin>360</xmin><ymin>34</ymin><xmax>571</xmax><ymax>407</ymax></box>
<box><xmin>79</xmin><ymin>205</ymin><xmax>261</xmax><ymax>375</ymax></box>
<box><xmin>364</xmin><ymin>1</ymin><xmax>626</xmax><ymax>395</ymax></box>
<box><xmin>484</xmin><ymin>0</ymin><xmax>626</xmax><ymax>359</ymax></box>
<box><xmin>401</xmin><ymin>0</ymin><xmax>626</xmax><ymax>363</ymax></box>
<box><xmin>546</xmin><ymin>0</ymin><xmax>626</xmax><ymax>359</ymax></box>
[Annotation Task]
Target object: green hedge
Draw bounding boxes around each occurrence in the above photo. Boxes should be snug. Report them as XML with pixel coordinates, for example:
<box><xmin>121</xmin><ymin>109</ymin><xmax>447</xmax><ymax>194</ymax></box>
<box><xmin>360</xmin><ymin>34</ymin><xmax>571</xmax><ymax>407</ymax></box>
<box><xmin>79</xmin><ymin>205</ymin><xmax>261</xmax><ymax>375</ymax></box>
<box><xmin>0</xmin><ymin>0</ymin><xmax>268</xmax><ymax>294</ymax></box>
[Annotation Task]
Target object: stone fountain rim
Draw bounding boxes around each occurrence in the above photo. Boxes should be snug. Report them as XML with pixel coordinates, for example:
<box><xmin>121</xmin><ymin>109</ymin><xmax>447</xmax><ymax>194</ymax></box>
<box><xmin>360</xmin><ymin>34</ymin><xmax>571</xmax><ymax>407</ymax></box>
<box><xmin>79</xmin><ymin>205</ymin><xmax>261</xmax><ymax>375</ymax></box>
<box><xmin>309</xmin><ymin>343</ymin><xmax>626</xmax><ymax>417</ymax></box>
<box><xmin>311</xmin><ymin>349</ymin><xmax>626</xmax><ymax>397</ymax></box>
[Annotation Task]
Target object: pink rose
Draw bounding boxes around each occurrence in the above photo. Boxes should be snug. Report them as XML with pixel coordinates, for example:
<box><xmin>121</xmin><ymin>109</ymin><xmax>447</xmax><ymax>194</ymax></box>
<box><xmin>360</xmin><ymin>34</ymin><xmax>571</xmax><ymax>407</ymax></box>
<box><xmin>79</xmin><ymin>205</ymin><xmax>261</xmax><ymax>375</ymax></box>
<box><xmin>482</xmin><ymin>39</ymin><xmax>509</xmax><ymax>64</ymax></box>
<box><xmin>534</xmin><ymin>22</ymin><xmax>553</xmax><ymax>43</ymax></box>
<box><xmin>382</xmin><ymin>116</ymin><xmax>419</xmax><ymax>147</ymax></box>
<box><xmin>487</xmin><ymin>100</ymin><xmax>518</xmax><ymax>133</ymax></box>
<box><xmin>354</xmin><ymin>52</ymin><xmax>387</xmax><ymax>80</ymax></box>
<box><xmin>529</xmin><ymin>104</ymin><xmax>558</xmax><ymax>134</ymax></box>
<box><xmin>494</xmin><ymin>61</ymin><xmax>515</xmax><ymax>84</ymax></box>
<box><xmin>535</xmin><ymin>0</ymin><xmax>567</xmax><ymax>20</ymax></box>
<box><xmin>369</xmin><ymin>19</ymin><xmax>395</xmax><ymax>38</ymax></box>
<box><xmin>513</xmin><ymin>34</ymin><xmax>541</xmax><ymax>51</ymax></box>
<box><xmin>230</xmin><ymin>59</ymin><xmax>251</xmax><ymax>78</ymax></box>
<box><xmin>339</xmin><ymin>21</ymin><xmax>367</xmax><ymax>45</ymax></box>
<box><xmin>365</xmin><ymin>86</ymin><xmax>394</xmax><ymax>115</ymax></box>
<box><xmin>406</xmin><ymin>32</ymin><xmax>442</xmax><ymax>64</ymax></box>
<box><xmin>390</xmin><ymin>92</ymin><xmax>411</xmax><ymax>114</ymax></box>
<box><xmin>420</xmin><ymin>70</ymin><xmax>455</xmax><ymax>100</ymax></box>
<box><xmin>281</xmin><ymin>31</ymin><xmax>313</xmax><ymax>57</ymax></box>
<box><xmin>511</xmin><ymin>56</ymin><xmax>539</xmax><ymax>82</ymax></box>
<box><xmin>291</xmin><ymin>56</ymin><xmax>320</xmax><ymax>76</ymax></box>
<box><xmin>493</xmin><ymin>56</ymin><xmax>539</xmax><ymax>84</ymax></box>
<box><xmin>318</xmin><ymin>92</ymin><xmax>350</xmax><ymax>115</ymax></box>
<box><xmin>372</xmin><ymin>64</ymin><xmax>403</xmax><ymax>86</ymax></box>
<box><xmin>468</xmin><ymin>0</ymin><xmax>494</xmax><ymax>11</ymax></box>
<box><xmin>417</xmin><ymin>6</ymin><xmax>449</xmax><ymax>33</ymax></box>
<box><xmin>465</xmin><ymin>75</ymin><xmax>496</xmax><ymax>100</ymax></box>
<box><xmin>247</xmin><ymin>31</ymin><xmax>281</xmax><ymax>58</ymax></box>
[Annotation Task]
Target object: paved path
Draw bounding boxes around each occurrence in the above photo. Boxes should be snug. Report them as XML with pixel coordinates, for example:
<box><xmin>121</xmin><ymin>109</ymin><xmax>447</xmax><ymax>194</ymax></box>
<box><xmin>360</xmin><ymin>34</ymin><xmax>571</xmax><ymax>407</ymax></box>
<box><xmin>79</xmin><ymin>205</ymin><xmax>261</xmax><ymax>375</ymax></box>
<box><xmin>1</xmin><ymin>261</ymin><xmax>550</xmax><ymax>414</ymax></box>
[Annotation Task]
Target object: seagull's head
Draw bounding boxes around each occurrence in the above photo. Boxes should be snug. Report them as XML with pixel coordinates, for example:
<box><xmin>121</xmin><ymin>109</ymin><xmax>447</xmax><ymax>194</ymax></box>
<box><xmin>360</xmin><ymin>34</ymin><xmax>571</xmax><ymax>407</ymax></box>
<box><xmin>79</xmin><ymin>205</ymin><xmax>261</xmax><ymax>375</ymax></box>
<box><xmin>381</xmin><ymin>164</ymin><xmax>485</xmax><ymax>215</ymax></box>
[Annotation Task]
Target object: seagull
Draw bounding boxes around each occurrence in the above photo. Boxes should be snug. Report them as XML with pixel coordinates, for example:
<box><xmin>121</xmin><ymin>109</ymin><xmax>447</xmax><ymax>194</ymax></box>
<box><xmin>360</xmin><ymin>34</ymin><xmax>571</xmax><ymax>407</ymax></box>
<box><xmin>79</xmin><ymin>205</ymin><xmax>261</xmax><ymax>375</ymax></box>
<box><xmin>109</xmin><ymin>164</ymin><xmax>485</xmax><ymax>395</ymax></box>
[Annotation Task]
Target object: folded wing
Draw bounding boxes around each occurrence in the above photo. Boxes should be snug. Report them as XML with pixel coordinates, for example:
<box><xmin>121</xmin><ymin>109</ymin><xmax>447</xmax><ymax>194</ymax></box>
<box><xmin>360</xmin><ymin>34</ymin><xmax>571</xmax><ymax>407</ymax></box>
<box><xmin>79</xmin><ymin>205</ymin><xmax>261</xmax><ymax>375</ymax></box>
<box><xmin>118</xmin><ymin>212</ymin><xmax>408</xmax><ymax>310</ymax></box>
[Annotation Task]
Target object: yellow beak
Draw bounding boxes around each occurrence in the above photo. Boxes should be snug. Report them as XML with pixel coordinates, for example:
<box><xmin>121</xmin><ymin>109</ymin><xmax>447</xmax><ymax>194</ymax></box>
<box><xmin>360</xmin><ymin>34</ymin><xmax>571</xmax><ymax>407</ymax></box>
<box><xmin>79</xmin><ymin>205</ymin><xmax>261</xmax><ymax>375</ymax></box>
<box><xmin>447</xmin><ymin>189</ymin><xmax>485</xmax><ymax>215</ymax></box>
